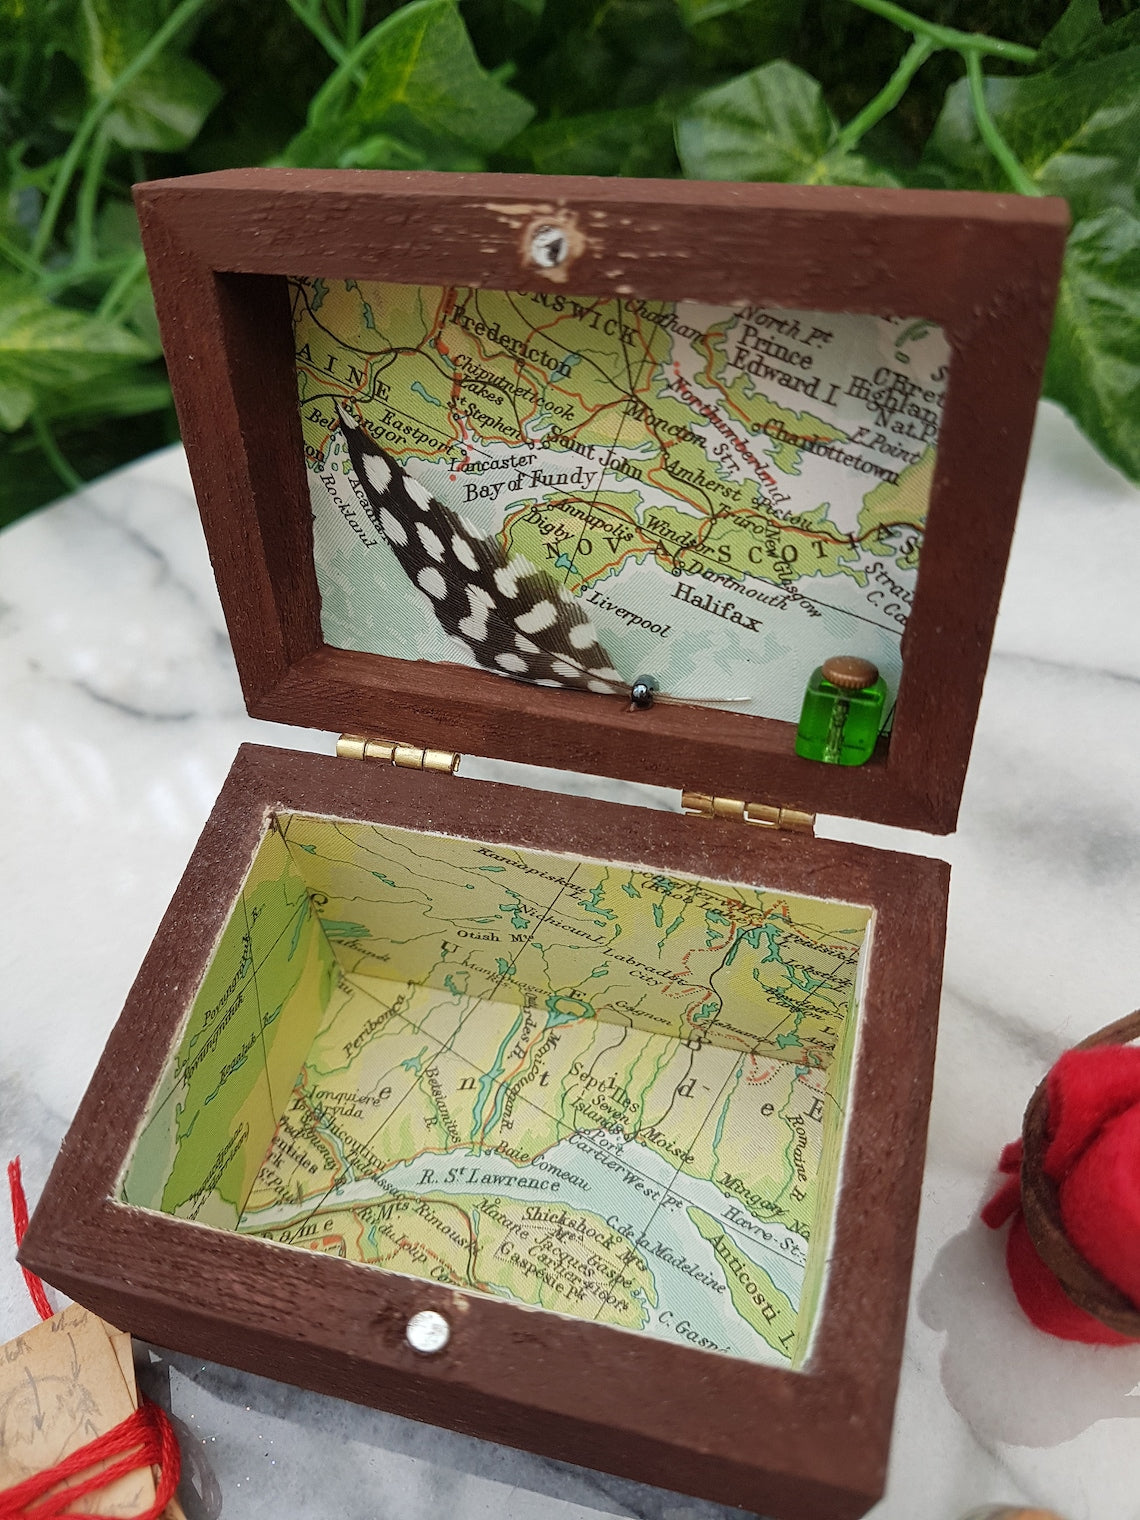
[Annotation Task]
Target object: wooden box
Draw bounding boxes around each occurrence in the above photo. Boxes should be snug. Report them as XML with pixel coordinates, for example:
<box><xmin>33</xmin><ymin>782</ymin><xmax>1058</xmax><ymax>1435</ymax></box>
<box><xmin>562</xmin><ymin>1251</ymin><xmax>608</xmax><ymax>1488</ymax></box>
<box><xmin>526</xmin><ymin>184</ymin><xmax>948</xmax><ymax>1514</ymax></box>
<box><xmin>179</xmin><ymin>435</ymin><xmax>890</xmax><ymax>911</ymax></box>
<box><xmin>21</xmin><ymin>170</ymin><xmax>1067</xmax><ymax>1520</ymax></box>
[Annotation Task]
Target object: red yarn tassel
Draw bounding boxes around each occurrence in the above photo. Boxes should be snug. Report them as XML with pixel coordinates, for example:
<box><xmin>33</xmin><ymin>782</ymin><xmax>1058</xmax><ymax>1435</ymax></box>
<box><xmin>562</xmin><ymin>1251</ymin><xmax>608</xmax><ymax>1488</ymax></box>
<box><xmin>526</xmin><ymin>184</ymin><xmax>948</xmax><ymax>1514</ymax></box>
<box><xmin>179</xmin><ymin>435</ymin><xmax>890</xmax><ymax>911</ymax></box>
<box><xmin>0</xmin><ymin>1398</ymin><xmax>181</xmax><ymax>1520</ymax></box>
<box><xmin>3</xmin><ymin>1157</ymin><xmax>182</xmax><ymax>1518</ymax></box>
<box><xmin>6</xmin><ymin>1159</ymin><xmax>52</xmax><ymax>1321</ymax></box>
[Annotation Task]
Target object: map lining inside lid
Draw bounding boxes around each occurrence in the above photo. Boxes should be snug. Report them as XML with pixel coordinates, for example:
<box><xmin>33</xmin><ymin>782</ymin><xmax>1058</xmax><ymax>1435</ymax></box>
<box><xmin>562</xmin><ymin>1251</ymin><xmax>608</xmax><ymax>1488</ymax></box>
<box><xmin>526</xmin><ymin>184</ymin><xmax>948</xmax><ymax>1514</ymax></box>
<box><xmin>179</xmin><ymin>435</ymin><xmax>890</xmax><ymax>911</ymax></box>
<box><xmin>121</xmin><ymin>812</ymin><xmax>872</xmax><ymax>1371</ymax></box>
<box><xmin>293</xmin><ymin>277</ymin><xmax>948</xmax><ymax>726</ymax></box>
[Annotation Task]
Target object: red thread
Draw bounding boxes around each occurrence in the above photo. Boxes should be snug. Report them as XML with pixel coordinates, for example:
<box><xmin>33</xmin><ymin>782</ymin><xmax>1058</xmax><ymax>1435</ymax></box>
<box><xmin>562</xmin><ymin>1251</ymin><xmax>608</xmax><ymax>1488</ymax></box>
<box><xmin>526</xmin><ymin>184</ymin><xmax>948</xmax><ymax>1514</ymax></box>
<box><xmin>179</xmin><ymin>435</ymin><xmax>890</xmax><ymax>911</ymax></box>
<box><xmin>7</xmin><ymin>1160</ymin><xmax>52</xmax><ymax>1321</ymax></box>
<box><xmin>4</xmin><ymin>1158</ymin><xmax>182</xmax><ymax>1517</ymax></box>
<box><xmin>0</xmin><ymin>1398</ymin><xmax>180</xmax><ymax>1520</ymax></box>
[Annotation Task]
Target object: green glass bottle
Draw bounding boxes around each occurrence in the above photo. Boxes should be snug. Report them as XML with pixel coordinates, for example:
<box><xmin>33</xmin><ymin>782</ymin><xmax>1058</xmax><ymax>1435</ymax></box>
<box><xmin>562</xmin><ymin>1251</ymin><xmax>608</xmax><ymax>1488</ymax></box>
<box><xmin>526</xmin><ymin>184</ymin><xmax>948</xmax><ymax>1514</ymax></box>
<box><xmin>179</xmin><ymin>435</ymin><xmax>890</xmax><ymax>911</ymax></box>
<box><xmin>795</xmin><ymin>656</ymin><xmax>886</xmax><ymax>766</ymax></box>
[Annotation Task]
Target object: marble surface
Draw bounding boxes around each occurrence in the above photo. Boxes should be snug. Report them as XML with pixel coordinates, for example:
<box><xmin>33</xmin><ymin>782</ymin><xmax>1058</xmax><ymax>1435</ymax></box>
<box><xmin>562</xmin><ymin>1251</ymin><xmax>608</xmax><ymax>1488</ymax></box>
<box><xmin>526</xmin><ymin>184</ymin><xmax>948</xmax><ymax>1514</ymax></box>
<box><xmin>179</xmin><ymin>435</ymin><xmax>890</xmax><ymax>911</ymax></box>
<box><xmin>2</xmin><ymin>401</ymin><xmax>1139</xmax><ymax>1520</ymax></box>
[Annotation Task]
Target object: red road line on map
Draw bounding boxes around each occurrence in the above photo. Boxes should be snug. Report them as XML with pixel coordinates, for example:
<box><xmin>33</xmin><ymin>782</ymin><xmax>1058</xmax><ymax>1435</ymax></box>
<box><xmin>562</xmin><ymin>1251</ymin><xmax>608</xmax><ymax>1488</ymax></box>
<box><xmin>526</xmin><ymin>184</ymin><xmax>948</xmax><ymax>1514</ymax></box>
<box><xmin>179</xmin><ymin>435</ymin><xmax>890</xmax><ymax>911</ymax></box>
<box><xmin>300</xmin><ymin>312</ymin><xmax>920</xmax><ymax>561</ymax></box>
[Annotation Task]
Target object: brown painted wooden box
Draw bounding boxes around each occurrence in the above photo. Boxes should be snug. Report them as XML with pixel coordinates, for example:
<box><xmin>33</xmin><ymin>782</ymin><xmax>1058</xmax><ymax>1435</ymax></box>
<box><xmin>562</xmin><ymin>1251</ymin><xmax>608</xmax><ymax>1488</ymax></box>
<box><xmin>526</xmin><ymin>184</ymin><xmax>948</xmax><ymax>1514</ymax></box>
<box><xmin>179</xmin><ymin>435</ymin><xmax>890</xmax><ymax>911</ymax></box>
<box><xmin>21</xmin><ymin>170</ymin><xmax>1067</xmax><ymax>1520</ymax></box>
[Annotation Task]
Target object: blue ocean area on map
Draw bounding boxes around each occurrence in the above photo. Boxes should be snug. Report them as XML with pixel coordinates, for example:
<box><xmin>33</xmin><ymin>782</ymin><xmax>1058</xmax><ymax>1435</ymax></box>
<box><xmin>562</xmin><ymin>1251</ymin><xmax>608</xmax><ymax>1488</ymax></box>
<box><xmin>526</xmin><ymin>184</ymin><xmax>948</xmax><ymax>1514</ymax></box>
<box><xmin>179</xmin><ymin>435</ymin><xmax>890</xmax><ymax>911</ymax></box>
<box><xmin>302</xmin><ymin>1134</ymin><xmax>805</xmax><ymax>1363</ymax></box>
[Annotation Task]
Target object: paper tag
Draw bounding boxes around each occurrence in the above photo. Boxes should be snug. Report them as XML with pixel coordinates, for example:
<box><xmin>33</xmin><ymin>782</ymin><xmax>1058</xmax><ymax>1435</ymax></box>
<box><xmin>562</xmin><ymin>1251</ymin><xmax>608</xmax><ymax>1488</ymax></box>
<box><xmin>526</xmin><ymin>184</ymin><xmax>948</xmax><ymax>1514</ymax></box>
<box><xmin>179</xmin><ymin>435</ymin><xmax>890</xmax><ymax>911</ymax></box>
<box><xmin>0</xmin><ymin>1302</ymin><xmax>156</xmax><ymax>1517</ymax></box>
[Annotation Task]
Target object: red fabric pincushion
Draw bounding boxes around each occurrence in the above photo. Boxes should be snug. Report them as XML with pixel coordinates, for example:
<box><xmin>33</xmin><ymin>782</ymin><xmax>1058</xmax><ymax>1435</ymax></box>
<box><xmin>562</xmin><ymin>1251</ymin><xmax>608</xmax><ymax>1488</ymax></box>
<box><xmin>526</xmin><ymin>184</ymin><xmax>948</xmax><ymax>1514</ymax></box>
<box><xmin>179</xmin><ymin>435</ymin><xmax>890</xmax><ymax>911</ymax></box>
<box><xmin>982</xmin><ymin>1044</ymin><xmax>1140</xmax><ymax>1344</ymax></box>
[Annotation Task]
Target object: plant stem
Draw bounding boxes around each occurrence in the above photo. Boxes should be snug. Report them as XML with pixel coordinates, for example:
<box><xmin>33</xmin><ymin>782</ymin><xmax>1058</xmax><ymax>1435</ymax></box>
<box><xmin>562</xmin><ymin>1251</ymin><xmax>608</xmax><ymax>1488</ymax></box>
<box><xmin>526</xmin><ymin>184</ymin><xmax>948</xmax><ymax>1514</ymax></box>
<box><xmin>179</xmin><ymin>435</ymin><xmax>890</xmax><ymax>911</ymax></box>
<box><xmin>0</xmin><ymin>235</ymin><xmax>43</xmax><ymax>278</ymax></box>
<box><xmin>965</xmin><ymin>52</ymin><xmax>1041</xmax><ymax>196</ymax></box>
<box><xmin>309</xmin><ymin>14</ymin><xmax>396</xmax><ymax>125</ymax></box>
<box><xmin>345</xmin><ymin>0</ymin><xmax>364</xmax><ymax>49</ymax></box>
<box><xmin>31</xmin><ymin>0</ymin><xmax>212</xmax><ymax>262</ymax></box>
<box><xmin>96</xmin><ymin>250</ymin><xmax>149</xmax><ymax>322</ymax></box>
<box><xmin>833</xmin><ymin>35</ymin><xmax>936</xmax><ymax>154</ymax></box>
<box><xmin>846</xmin><ymin>0</ymin><xmax>1038</xmax><ymax>64</ymax></box>
<box><xmin>284</xmin><ymin>0</ymin><xmax>350</xmax><ymax>67</ymax></box>
<box><xmin>41</xmin><ymin>256</ymin><xmax>138</xmax><ymax>294</ymax></box>
<box><xmin>75</xmin><ymin>124</ymin><xmax>112</xmax><ymax>268</ymax></box>
<box><xmin>31</xmin><ymin>414</ymin><xmax>85</xmax><ymax>494</ymax></box>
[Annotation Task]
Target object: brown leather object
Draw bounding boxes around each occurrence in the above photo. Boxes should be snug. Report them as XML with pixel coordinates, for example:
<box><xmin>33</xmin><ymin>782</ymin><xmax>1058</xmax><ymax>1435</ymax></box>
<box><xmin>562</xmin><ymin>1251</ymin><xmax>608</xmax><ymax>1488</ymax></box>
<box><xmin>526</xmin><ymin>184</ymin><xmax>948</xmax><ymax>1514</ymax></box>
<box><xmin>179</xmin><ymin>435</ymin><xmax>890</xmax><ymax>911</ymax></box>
<box><xmin>1019</xmin><ymin>1007</ymin><xmax>1140</xmax><ymax>1338</ymax></box>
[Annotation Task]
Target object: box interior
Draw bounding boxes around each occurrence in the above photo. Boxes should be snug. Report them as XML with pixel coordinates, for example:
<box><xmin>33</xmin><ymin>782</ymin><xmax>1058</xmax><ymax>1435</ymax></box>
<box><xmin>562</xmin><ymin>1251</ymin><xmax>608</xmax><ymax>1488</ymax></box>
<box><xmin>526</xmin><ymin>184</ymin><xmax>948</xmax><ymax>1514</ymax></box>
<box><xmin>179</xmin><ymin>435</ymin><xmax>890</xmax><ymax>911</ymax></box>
<box><xmin>293</xmin><ymin>276</ymin><xmax>948</xmax><ymax>734</ymax></box>
<box><xmin>123</xmin><ymin>810</ymin><xmax>873</xmax><ymax>1371</ymax></box>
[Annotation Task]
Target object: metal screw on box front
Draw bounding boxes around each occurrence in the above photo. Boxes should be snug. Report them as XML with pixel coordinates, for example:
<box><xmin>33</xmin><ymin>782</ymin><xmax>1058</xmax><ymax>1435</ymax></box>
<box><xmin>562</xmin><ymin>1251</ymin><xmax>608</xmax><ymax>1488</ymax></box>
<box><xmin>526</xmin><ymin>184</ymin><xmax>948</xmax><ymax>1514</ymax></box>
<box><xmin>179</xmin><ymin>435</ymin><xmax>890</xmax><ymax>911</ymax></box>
<box><xmin>528</xmin><ymin>225</ymin><xmax>568</xmax><ymax>269</ymax></box>
<box><xmin>405</xmin><ymin>1310</ymin><xmax>450</xmax><ymax>1354</ymax></box>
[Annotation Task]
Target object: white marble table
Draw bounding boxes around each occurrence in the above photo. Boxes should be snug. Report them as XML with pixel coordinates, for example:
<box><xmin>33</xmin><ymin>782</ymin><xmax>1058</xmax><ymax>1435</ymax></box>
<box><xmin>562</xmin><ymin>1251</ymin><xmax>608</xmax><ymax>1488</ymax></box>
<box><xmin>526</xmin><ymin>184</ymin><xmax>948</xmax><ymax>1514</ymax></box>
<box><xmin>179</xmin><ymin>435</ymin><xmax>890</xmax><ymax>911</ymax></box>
<box><xmin>2</xmin><ymin>402</ymin><xmax>1139</xmax><ymax>1520</ymax></box>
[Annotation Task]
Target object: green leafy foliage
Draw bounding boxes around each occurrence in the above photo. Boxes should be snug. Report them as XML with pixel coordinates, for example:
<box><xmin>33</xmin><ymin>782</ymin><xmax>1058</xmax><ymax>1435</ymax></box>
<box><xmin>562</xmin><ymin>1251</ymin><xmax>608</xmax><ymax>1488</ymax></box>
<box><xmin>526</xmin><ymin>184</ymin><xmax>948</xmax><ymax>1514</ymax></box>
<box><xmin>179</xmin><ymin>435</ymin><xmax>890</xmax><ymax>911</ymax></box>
<box><xmin>1045</xmin><ymin>208</ymin><xmax>1140</xmax><ymax>482</ymax></box>
<box><xmin>675</xmin><ymin>0</ymin><xmax>803</xmax><ymax>56</ymax></box>
<box><xmin>920</xmin><ymin>23</ymin><xmax>1139</xmax><ymax>463</ymax></box>
<box><xmin>508</xmin><ymin>105</ymin><xmax>678</xmax><ymax>177</ymax></box>
<box><xmin>926</xmin><ymin>47</ymin><xmax>1140</xmax><ymax>219</ymax></box>
<box><xmin>1</xmin><ymin>0</ymin><xmax>1138</xmax><ymax>528</ymax></box>
<box><xmin>1038</xmin><ymin>0</ymin><xmax>1107</xmax><ymax>64</ymax></box>
<box><xmin>66</xmin><ymin>0</ymin><xmax>222</xmax><ymax>151</ymax></box>
<box><xmin>281</xmin><ymin>0</ymin><xmax>533</xmax><ymax>170</ymax></box>
<box><xmin>675</xmin><ymin>0</ymin><xmax>753</xmax><ymax>23</ymax></box>
<box><xmin>0</xmin><ymin>275</ymin><xmax>157</xmax><ymax>430</ymax></box>
<box><xmin>675</xmin><ymin>60</ymin><xmax>900</xmax><ymax>184</ymax></box>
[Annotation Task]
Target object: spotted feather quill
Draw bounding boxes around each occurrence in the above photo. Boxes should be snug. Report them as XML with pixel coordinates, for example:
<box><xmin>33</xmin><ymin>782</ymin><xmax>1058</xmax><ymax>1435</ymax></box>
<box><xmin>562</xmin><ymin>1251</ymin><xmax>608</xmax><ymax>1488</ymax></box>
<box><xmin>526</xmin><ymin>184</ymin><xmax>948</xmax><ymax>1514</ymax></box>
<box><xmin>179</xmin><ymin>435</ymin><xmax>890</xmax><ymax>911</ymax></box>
<box><xmin>336</xmin><ymin>403</ymin><xmax>626</xmax><ymax>696</ymax></box>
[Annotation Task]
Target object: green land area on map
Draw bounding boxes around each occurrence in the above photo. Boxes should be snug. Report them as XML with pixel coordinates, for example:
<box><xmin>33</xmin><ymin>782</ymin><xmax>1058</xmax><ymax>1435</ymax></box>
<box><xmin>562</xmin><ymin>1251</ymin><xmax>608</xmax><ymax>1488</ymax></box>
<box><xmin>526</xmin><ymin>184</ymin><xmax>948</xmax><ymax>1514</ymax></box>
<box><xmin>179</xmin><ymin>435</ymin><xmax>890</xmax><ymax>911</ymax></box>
<box><xmin>124</xmin><ymin>812</ymin><xmax>872</xmax><ymax>1368</ymax></box>
<box><xmin>292</xmin><ymin>276</ymin><xmax>949</xmax><ymax>724</ymax></box>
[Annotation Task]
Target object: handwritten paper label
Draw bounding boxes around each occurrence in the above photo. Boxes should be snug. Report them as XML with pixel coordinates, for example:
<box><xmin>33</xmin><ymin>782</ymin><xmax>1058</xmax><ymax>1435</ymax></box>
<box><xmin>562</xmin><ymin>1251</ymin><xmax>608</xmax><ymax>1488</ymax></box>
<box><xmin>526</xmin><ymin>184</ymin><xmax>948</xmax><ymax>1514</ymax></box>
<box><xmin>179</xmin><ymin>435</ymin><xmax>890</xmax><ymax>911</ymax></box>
<box><xmin>0</xmin><ymin>1302</ymin><xmax>156</xmax><ymax>1517</ymax></box>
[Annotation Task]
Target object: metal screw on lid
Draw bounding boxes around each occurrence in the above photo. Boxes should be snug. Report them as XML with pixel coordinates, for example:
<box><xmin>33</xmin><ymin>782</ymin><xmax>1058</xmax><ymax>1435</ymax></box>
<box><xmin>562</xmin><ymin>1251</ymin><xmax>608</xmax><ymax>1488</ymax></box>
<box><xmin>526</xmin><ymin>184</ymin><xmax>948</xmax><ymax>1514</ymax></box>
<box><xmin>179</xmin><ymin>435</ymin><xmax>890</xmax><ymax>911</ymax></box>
<box><xmin>405</xmin><ymin>1310</ymin><xmax>450</xmax><ymax>1354</ymax></box>
<box><xmin>821</xmin><ymin>655</ymin><xmax>880</xmax><ymax>691</ymax></box>
<box><xmin>528</xmin><ymin>225</ymin><xmax>568</xmax><ymax>269</ymax></box>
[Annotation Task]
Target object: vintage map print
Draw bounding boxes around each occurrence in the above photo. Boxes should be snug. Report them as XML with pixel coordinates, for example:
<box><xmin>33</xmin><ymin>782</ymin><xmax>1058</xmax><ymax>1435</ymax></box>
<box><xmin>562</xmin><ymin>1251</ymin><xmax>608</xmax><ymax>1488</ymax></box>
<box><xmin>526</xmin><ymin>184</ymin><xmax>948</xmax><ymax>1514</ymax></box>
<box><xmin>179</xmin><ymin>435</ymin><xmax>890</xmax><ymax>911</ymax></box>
<box><xmin>124</xmin><ymin>814</ymin><xmax>872</xmax><ymax>1370</ymax></box>
<box><xmin>294</xmin><ymin>277</ymin><xmax>948</xmax><ymax>723</ymax></box>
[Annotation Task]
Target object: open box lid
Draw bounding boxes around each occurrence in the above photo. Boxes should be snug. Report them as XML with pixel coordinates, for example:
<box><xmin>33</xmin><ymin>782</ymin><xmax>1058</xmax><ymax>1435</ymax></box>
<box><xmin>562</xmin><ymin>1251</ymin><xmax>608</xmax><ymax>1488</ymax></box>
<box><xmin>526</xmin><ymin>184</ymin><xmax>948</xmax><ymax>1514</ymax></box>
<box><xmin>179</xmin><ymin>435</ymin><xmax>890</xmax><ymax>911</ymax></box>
<box><xmin>135</xmin><ymin>168</ymin><xmax>1067</xmax><ymax>835</ymax></box>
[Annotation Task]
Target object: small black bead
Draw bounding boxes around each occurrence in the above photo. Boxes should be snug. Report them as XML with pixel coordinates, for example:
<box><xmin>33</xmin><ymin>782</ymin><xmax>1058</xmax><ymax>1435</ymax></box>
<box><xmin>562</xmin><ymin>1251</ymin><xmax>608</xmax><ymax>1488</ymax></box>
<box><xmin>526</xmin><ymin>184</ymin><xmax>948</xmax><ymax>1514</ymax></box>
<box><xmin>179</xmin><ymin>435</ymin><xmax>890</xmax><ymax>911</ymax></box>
<box><xmin>630</xmin><ymin>676</ymin><xmax>658</xmax><ymax>709</ymax></box>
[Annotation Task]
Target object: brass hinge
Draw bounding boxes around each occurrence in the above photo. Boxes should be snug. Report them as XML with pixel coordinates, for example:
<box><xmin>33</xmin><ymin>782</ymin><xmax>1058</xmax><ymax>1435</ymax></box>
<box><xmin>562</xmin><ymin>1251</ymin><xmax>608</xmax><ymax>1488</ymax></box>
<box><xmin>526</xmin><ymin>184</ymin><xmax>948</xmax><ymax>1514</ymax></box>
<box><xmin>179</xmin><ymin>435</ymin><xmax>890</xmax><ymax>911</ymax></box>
<box><xmin>336</xmin><ymin>734</ymin><xmax>461</xmax><ymax>774</ymax></box>
<box><xmin>681</xmin><ymin>791</ymin><xmax>815</xmax><ymax>835</ymax></box>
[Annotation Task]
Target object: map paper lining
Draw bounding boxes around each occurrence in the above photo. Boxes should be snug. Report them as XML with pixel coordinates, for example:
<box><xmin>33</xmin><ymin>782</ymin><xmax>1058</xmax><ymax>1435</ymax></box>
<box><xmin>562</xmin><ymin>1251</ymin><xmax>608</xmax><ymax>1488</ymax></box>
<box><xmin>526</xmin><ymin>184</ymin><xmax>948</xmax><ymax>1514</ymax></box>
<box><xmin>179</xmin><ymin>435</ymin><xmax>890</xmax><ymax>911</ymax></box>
<box><xmin>122</xmin><ymin>812</ymin><xmax>872</xmax><ymax>1371</ymax></box>
<box><xmin>294</xmin><ymin>278</ymin><xmax>948</xmax><ymax>723</ymax></box>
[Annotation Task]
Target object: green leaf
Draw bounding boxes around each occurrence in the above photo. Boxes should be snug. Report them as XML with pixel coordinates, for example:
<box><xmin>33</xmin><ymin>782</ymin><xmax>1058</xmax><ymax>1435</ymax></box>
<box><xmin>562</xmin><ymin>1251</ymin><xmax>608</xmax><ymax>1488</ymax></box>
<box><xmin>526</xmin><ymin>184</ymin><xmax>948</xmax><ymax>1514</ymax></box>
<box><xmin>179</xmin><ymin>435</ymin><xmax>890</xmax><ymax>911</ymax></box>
<box><xmin>923</xmin><ymin>74</ymin><xmax>1017</xmax><ymax>188</ymax></box>
<box><xmin>94</xmin><ymin>198</ymin><xmax>144</xmax><ymax>258</ymax></box>
<box><xmin>1044</xmin><ymin>207</ymin><xmax>1140</xmax><ymax>484</ymax></box>
<box><xmin>675</xmin><ymin>0</ymin><xmax>754</xmax><ymax>24</ymax></box>
<box><xmin>926</xmin><ymin>51</ymin><xmax>1140</xmax><ymax>221</ymax></box>
<box><xmin>673</xmin><ymin>0</ymin><xmax>803</xmax><ymax>75</ymax></box>
<box><xmin>103</xmin><ymin>52</ymin><xmax>222</xmax><ymax>151</ymax></box>
<box><xmin>812</xmin><ymin>146</ymin><xmax>901</xmax><ymax>188</ymax></box>
<box><xmin>283</xmin><ymin>0</ymin><xmax>533</xmax><ymax>169</ymax></box>
<box><xmin>0</xmin><ymin>276</ymin><xmax>155</xmax><ymax>431</ymax></box>
<box><xmin>510</xmin><ymin>105</ymin><xmax>678</xmax><ymax>176</ymax></box>
<box><xmin>676</xmin><ymin>60</ymin><xmax>898</xmax><ymax>185</ymax></box>
<box><xmin>676</xmin><ymin>61</ymin><xmax>833</xmax><ymax>179</ymax></box>
<box><xmin>277</xmin><ymin>118</ymin><xmax>486</xmax><ymax>174</ymax></box>
<box><xmin>69</xmin><ymin>1</ymin><xmax>221</xmax><ymax>151</ymax></box>
<box><xmin>340</xmin><ymin>133</ymin><xmax>484</xmax><ymax>172</ymax></box>
<box><xmin>498</xmin><ymin>0</ymin><xmax>694</xmax><ymax>119</ymax></box>
<box><xmin>337</xmin><ymin>134</ymin><xmax>435</xmax><ymax>171</ymax></box>
<box><xmin>38</xmin><ymin>367</ymin><xmax>172</xmax><ymax>425</ymax></box>
<box><xmin>1038</xmin><ymin>0</ymin><xmax>1104</xmax><ymax>66</ymax></box>
<box><xmin>1037</xmin><ymin>4</ymin><xmax>1140</xmax><ymax>67</ymax></box>
<box><xmin>351</xmin><ymin>0</ymin><xmax>532</xmax><ymax>152</ymax></box>
<box><xmin>1062</xmin><ymin>10</ymin><xmax>1140</xmax><ymax>63</ymax></box>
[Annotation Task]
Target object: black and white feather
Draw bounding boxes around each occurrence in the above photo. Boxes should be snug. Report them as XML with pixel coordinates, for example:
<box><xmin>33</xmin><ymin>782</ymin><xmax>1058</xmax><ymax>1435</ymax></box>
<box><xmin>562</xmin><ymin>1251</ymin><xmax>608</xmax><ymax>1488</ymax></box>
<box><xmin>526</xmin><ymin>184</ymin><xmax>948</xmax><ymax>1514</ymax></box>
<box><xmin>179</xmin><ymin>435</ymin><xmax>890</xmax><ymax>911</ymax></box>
<box><xmin>336</xmin><ymin>403</ymin><xmax>625</xmax><ymax>696</ymax></box>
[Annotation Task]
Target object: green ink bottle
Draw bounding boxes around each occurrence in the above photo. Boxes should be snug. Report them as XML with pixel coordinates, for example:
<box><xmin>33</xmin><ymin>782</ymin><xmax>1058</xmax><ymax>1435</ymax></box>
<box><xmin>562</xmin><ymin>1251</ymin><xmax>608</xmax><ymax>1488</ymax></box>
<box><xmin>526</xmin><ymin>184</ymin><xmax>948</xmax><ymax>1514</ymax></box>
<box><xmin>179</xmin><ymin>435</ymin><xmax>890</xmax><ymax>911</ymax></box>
<box><xmin>795</xmin><ymin>656</ymin><xmax>886</xmax><ymax>766</ymax></box>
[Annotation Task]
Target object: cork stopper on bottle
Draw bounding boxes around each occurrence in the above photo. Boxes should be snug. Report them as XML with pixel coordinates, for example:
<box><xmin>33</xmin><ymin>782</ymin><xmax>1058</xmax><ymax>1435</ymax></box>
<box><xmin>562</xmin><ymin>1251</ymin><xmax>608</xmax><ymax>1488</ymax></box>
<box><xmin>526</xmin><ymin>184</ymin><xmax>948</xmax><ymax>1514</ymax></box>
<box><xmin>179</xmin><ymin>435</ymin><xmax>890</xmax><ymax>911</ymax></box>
<box><xmin>821</xmin><ymin>655</ymin><xmax>879</xmax><ymax>691</ymax></box>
